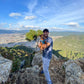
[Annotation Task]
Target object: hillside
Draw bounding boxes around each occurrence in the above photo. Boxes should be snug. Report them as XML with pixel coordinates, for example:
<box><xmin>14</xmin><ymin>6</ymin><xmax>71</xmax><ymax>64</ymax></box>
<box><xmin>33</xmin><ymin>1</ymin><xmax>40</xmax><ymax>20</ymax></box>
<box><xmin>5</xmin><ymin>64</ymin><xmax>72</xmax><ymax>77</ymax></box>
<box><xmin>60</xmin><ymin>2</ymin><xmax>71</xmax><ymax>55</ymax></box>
<box><xmin>50</xmin><ymin>31</ymin><xmax>84</xmax><ymax>36</ymax></box>
<box><xmin>53</xmin><ymin>35</ymin><xmax>84</xmax><ymax>59</ymax></box>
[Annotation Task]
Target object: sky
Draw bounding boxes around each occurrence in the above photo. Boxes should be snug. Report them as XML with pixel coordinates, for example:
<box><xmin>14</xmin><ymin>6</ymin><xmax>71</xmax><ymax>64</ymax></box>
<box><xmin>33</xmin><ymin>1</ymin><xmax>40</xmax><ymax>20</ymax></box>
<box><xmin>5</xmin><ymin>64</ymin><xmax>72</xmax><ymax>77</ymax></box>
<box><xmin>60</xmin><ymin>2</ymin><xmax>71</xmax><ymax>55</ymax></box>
<box><xmin>0</xmin><ymin>0</ymin><xmax>84</xmax><ymax>31</ymax></box>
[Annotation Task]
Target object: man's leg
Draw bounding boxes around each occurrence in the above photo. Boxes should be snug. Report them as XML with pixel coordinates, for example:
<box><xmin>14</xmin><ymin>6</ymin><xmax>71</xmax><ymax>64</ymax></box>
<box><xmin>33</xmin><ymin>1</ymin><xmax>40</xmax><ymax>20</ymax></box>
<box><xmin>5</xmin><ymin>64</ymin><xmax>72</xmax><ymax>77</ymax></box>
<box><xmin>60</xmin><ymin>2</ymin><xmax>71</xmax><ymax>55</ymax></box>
<box><xmin>42</xmin><ymin>57</ymin><xmax>52</xmax><ymax>84</ymax></box>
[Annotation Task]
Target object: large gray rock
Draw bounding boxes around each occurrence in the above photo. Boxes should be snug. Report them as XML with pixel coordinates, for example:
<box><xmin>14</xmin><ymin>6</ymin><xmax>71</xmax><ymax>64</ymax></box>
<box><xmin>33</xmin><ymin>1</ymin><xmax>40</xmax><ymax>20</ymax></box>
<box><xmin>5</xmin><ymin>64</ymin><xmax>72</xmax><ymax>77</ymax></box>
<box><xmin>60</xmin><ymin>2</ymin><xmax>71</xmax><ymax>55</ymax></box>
<box><xmin>32</xmin><ymin>52</ymin><xmax>42</xmax><ymax>66</ymax></box>
<box><xmin>75</xmin><ymin>58</ymin><xmax>84</xmax><ymax>71</ymax></box>
<box><xmin>63</xmin><ymin>60</ymin><xmax>84</xmax><ymax>84</ymax></box>
<box><xmin>32</xmin><ymin>52</ymin><xmax>59</xmax><ymax>66</ymax></box>
<box><xmin>7</xmin><ymin>65</ymin><xmax>40</xmax><ymax>84</ymax></box>
<box><xmin>1</xmin><ymin>41</ymin><xmax>37</xmax><ymax>48</ymax></box>
<box><xmin>0</xmin><ymin>54</ymin><xmax>12</xmax><ymax>83</ymax></box>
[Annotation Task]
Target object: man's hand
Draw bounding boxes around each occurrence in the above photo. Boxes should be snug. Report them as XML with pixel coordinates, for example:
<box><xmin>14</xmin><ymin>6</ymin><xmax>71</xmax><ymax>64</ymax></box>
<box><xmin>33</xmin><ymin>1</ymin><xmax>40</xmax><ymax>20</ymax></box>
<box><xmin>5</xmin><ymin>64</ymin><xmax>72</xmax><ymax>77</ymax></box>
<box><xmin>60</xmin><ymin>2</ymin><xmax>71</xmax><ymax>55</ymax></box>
<box><xmin>41</xmin><ymin>42</ymin><xmax>50</xmax><ymax>50</ymax></box>
<box><xmin>38</xmin><ymin>42</ymin><xmax>50</xmax><ymax>50</ymax></box>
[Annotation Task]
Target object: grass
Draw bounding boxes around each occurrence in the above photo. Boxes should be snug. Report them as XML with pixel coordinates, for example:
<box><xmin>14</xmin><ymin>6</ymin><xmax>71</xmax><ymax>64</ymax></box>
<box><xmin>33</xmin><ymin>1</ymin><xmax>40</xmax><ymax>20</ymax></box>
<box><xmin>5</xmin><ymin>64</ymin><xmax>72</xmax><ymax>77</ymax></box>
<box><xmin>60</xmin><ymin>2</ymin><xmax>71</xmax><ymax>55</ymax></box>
<box><xmin>53</xmin><ymin>35</ymin><xmax>84</xmax><ymax>60</ymax></box>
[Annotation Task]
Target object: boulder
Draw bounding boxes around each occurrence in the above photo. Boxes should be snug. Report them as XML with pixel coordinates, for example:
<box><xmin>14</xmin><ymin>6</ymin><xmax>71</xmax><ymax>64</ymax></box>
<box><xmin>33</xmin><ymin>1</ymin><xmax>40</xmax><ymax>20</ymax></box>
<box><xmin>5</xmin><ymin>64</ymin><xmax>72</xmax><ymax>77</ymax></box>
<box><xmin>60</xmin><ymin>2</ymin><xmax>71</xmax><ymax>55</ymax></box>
<box><xmin>63</xmin><ymin>60</ymin><xmax>84</xmax><ymax>84</ymax></box>
<box><xmin>75</xmin><ymin>58</ymin><xmax>84</xmax><ymax>72</ymax></box>
<box><xmin>32</xmin><ymin>52</ymin><xmax>42</xmax><ymax>66</ymax></box>
<box><xmin>0</xmin><ymin>54</ymin><xmax>12</xmax><ymax>83</ymax></box>
<box><xmin>32</xmin><ymin>52</ymin><xmax>59</xmax><ymax>67</ymax></box>
<box><xmin>1</xmin><ymin>41</ymin><xmax>37</xmax><ymax>48</ymax></box>
<box><xmin>7</xmin><ymin>65</ymin><xmax>40</xmax><ymax>84</ymax></box>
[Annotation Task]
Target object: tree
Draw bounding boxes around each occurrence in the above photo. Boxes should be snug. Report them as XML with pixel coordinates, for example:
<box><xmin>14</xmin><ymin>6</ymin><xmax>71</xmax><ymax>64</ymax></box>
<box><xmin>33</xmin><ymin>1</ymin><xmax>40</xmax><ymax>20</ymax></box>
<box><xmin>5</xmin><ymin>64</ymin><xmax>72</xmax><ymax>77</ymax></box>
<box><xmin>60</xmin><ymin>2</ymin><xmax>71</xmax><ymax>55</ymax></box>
<box><xmin>37</xmin><ymin>30</ymin><xmax>43</xmax><ymax>36</ymax></box>
<box><xmin>26</xmin><ymin>29</ymin><xmax>43</xmax><ymax>41</ymax></box>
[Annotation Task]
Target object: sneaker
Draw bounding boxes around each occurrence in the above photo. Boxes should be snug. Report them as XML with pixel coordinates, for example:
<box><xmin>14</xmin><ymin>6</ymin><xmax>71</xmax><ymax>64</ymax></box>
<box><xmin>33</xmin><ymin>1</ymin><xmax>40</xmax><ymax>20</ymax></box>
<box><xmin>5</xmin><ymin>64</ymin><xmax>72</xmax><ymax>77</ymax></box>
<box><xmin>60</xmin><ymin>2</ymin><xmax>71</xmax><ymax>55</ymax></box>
<box><xmin>40</xmin><ymin>70</ymin><xmax>44</xmax><ymax>74</ymax></box>
<box><xmin>39</xmin><ymin>70</ymin><xmax>44</xmax><ymax>76</ymax></box>
<box><xmin>51</xmin><ymin>82</ymin><xmax>53</xmax><ymax>84</ymax></box>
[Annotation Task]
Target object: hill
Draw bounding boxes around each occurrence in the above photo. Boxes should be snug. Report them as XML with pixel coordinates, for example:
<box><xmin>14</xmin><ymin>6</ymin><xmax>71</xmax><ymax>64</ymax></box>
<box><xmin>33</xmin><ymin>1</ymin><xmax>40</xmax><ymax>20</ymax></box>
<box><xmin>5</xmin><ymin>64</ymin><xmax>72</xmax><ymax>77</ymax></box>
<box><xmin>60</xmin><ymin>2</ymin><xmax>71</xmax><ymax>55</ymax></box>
<box><xmin>53</xmin><ymin>35</ymin><xmax>84</xmax><ymax>59</ymax></box>
<box><xmin>50</xmin><ymin>31</ymin><xmax>84</xmax><ymax>36</ymax></box>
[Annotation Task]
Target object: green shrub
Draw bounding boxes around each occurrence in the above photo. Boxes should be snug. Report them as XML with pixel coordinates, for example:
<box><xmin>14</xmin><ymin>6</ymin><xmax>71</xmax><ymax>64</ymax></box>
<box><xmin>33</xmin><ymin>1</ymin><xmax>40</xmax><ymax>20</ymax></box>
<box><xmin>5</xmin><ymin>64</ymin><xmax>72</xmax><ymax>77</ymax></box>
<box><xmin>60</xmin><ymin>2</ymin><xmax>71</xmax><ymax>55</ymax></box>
<box><xmin>26</xmin><ymin>29</ymin><xmax>43</xmax><ymax>41</ymax></box>
<box><xmin>12</xmin><ymin>58</ymin><xmax>21</xmax><ymax>72</ymax></box>
<box><xmin>37</xmin><ymin>30</ymin><xmax>43</xmax><ymax>36</ymax></box>
<box><xmin>0</xmin><ymin>45</ymin><xmax>35</xmax><ymax>72</ymax></box>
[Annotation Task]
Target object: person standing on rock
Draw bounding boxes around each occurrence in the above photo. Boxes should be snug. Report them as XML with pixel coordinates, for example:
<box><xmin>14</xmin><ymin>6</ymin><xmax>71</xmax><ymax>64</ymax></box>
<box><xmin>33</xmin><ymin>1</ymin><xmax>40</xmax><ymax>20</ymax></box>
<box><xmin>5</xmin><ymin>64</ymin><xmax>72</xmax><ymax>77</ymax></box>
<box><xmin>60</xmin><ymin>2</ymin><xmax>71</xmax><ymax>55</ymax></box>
<box><xmin>38</xmin><ymin>29</ymin><xmax>53</xmax><ymax>84</ymax></box>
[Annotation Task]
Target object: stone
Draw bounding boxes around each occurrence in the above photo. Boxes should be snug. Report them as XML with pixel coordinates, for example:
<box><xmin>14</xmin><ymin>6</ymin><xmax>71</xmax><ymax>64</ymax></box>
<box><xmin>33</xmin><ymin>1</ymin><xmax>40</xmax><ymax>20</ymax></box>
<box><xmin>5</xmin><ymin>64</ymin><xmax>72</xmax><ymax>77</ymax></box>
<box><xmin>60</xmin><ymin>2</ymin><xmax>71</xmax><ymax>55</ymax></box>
<box><xmin>32</xmin><ymin>52</ymin><xmax>42</xmax><ymax>66</ymax></box>
<box><xmin>75</xmin><ymin>58</ymin><xmax>84</xmax><ymax>71</ymax></box>
<box><xmin>32</xmin><ymin>52</ymin><xmax>59</xmax><ymax>67</ymax></box>
<box><xmin>0</xmin><ymin>55</ymin><xmax>12</xmax><ymax>83</ymax></box>
<box><xmin>7</xmin><ymin>65</ymin><xmax>40</xmax><ymax>84</ymax></box>
<box><xmin>63</xmin><ymin>60</ymin><xmax>84</xmax><ymax>84</ymax></box>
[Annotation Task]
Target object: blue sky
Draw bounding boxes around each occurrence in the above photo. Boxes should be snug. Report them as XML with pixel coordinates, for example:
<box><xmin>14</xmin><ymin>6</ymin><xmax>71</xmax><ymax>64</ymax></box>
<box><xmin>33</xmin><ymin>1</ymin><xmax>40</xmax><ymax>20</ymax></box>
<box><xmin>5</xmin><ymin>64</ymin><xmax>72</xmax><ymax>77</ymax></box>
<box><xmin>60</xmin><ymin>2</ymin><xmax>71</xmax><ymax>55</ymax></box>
<box><xmin>0</xmin><ymin>0</ymin><xmax>84</xmax><ymax>31</ymax></box>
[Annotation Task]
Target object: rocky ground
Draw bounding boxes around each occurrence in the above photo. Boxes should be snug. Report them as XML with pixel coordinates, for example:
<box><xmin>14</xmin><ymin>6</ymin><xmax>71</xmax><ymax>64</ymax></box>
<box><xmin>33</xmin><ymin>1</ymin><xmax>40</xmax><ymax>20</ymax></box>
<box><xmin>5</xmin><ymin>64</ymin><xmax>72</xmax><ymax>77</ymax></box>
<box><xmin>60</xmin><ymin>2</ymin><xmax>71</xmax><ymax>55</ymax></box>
<box><xmin>3</xmin><ymin>53</ymin><xmax>84</xmax><ymax>84</ymax></box>
<box><xmin>5</xmin><ymin>53</ymin><xmax>66</xmax><ymax>84</ymax></box>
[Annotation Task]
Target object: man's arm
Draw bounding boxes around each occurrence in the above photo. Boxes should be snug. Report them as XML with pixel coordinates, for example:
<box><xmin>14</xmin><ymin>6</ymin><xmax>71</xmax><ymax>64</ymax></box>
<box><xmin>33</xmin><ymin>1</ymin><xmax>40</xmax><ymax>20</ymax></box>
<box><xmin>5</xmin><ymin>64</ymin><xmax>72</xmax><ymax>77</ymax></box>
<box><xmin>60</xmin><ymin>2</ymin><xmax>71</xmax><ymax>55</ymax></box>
<box><xmin>42</xmin><ymin>38</ymin><xmax>52</xmax><ymax>50</ymax></box>
<box><xmin>42</xmin><ymin>42</ymin><xmax>50</xmax><ymax>49</ymax></box>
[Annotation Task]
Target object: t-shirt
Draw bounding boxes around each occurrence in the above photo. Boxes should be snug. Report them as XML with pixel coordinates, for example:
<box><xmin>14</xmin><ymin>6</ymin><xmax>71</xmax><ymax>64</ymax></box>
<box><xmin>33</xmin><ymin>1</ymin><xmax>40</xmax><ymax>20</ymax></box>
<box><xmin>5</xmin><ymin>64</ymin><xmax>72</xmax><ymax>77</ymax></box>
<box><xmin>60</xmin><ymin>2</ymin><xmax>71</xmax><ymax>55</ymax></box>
<box><xmin>42</xmin><ymin>37</ymin><xmax>53</xmax><ymax>59</ymax></box>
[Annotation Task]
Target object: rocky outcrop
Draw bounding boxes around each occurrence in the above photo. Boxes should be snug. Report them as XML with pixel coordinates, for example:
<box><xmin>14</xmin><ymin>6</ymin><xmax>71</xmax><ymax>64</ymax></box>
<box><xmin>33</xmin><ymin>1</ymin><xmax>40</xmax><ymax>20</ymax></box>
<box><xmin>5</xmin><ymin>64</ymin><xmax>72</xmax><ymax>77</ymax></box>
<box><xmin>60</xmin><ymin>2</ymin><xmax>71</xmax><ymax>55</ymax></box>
<box><xmin>32</xmin><ymin>52</ymin><xmax>59</xmax><ymax>67</ymax></box>
<box><xmin>63</xmin><ymin>60</ymin><xmax>84</xmax><ymax>84</ymax></box>
<box><xmin>0</xmin><ymin>41</ymin><xmax>37</xmax><ymax>49</ymax></box>
<box><xmin>0</xmin><ymin>54</ymin><xmax>12</xmax><ymax>83</ymax></box>
<box><xmin>75</xmin><ymin>58</ymin><xmax>84</xmax><ymax>72</ymax></box>
<box><xmin>31</xmin><ymin>52</ymin><xmax>65</xmax><ymax>84</ymax></box>
<box><xmin>1</xmin><ymin>49</ymin><xmax>84</xmax><ymax>84</ymax></box>
<box><xmin>6</xmin><ymin>52</ymin><xmax>65</xmax><ymax>84</ymax></box>
<box><xmin>32</xmin><ymin>52</ymin><xmax>42</xmax><ymax>67</ymax></box>
<box><xmin>8</xmin><ymin>65</ymin><xmax>40</xmax><ymax>84</ymax></box>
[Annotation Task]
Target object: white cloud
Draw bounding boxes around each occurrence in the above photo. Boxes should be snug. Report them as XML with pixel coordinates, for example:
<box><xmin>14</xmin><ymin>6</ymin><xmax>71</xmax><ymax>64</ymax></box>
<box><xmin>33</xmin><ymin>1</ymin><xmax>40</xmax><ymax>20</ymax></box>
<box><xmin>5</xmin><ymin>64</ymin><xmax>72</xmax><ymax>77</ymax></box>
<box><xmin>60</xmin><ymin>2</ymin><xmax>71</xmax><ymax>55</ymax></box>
<box><xmin>9</xmin><ymin>12</ymin><xmax>22</xmax><ymax>17</ymax></box>
<box><xmin>24</xmin><ymin>16</ymin><xmax>36</xmax><ymax>20</ymax></box>
<box><xmin>8</xmin><ymin>24</ymin><xmax>12</xmax><ymax>28</ymax></box>
<box><xmin>43</xmin><ymin>21</ymin><xmax>47</xmax><ymax>23</ymax></box>
<box><xmin>25</xmin><ymin>25</ymin><xmax>36</xmax><ymax>28</ymax></box>
<box><xmin>8</xmin><ymin>23</ymin><xmax>40</xmax><ymax>30</ymax></box>
<box><xmin>27</xmin><ymin>0</ymin><xmax>37</xmax><ymax>13</ymax></box>
<box><xmin>63</xmin><ymin>22</ymin><xmax>79</xmax><ymax>27</ymax></box>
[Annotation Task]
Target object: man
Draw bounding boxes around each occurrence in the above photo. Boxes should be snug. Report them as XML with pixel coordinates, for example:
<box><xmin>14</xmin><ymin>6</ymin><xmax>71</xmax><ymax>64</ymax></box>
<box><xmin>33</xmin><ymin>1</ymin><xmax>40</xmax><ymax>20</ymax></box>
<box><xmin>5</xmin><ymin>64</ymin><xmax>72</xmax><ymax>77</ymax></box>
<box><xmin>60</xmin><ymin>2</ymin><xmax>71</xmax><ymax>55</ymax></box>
<box><xmin>39</xmin><ymin>29</ymin><xmax>53</xmax><ymax>84</ymax></box>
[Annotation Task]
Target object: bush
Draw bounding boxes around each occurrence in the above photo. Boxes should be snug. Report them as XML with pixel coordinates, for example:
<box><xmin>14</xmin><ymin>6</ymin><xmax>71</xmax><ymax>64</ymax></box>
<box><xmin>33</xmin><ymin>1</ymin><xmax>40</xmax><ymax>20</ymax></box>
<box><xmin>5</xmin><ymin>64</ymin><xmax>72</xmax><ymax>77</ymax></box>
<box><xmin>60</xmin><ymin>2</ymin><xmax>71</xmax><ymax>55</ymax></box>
<box><xmin>12</xmin><ymin>58</ymin><xmax>21</xmax><ymax>72</ymax></box>
<box><xmin>0</xmin><ymin>46</ymin><xmax>35</xmax><ymax>72</ymax></box>
<box><xmin>26</xmin><ymin>29</ymin><xmax>43</xmax><ymax>41</ymax></box>
<box><xmin>37</xmin><ymin>30</ymin><xmax>43</xmax><ymax>36</ymax></box>
<box><xmin>0</xmin><ymin>47</ymin><xmax>14</xmax><ymax>60</ymax></box>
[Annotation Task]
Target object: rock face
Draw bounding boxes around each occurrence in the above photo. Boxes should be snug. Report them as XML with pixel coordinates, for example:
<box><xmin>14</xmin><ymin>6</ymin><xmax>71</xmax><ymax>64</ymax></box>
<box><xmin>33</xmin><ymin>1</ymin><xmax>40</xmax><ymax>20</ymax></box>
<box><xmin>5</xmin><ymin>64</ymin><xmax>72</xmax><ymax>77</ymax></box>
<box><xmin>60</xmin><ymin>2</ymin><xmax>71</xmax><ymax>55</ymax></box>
<box><xmin>32</xmin><ymin>52</ymin><xmax>59</xmax><ymax>67</ymax></box>
<box><xmin>64</xmin><ymin>60</ymin><xmax>84</xmax><ymax>84</ymax></box>
<box><xmin>0</xmin><ymin>41</ymin><xmax>37</xmax><ymax>48</ymax></box>
<box><xmin>75</xmin><ymin>58</ymin><xmax>84</xmax><ymax>72</ymax></box>
<box><xmin>7</xmin><ymin>65</ymin><xmax>45</xmax><ymax>84</ymax></box>
<box><xmin>32</xmin><ymin>52</ymin><xmax>42</xmax><ymax>67</ymax></box>
<box><xmin>6</xmin><ymin>52</ymin><xmax>65</xmax><ymax>84</ymax></box>
<box><xmin>7</xmin><ymin>65</ymin><xmax>46</xmax><ymax>84</ymax></box>
<box><xmin>31</xmin><ymin>52</ymin><xmax>65</xmax><ymax>84</ymax></box>
<box><xmin>0</xmin><ymin>54</ymin><xmax>12</xmax><ymax>83</ymax></box>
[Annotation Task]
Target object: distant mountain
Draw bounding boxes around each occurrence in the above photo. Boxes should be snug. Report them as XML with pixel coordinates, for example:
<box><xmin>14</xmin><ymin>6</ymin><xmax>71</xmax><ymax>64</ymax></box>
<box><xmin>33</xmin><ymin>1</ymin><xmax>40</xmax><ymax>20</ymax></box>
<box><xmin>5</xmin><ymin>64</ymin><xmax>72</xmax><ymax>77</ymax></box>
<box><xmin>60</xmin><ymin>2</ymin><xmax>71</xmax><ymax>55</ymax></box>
<box><xmin>0</xmin><ymin>29</ymin><xmax>29</xmax><ymax>34</ymax></box>
<box><xmin>0</xmin><ymin>29</ymin><xmax>84</xmax><ymax>36</ymax></box>
<box><xmin>50</xmin><ymin>31</ymin><xmax>84</xmax><ymax>36</ymax></box>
